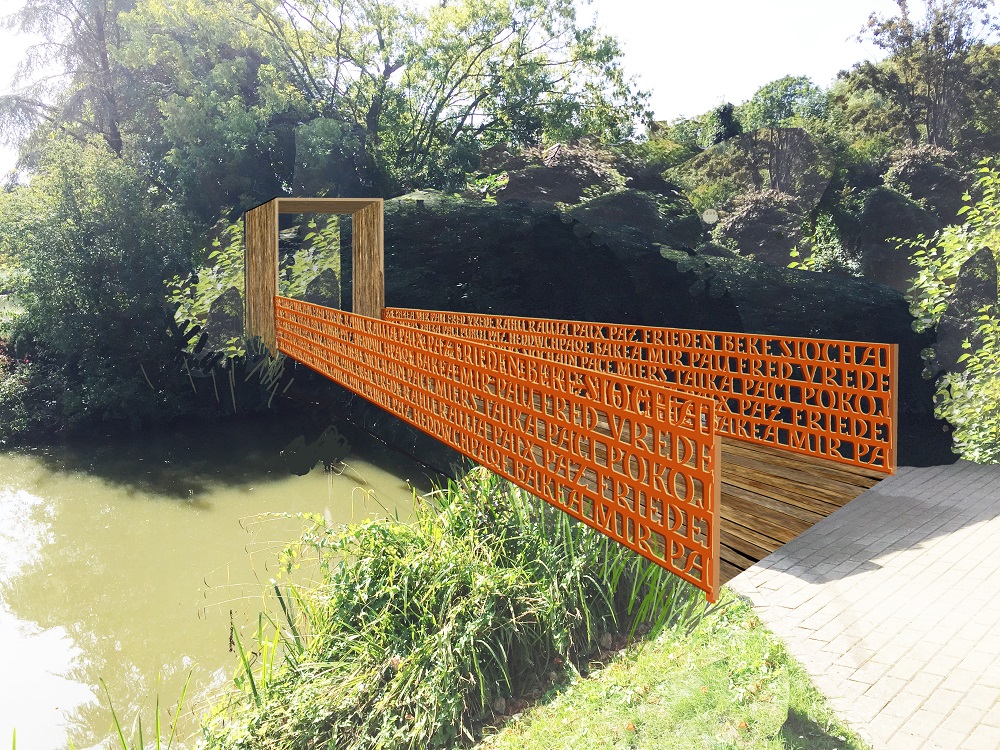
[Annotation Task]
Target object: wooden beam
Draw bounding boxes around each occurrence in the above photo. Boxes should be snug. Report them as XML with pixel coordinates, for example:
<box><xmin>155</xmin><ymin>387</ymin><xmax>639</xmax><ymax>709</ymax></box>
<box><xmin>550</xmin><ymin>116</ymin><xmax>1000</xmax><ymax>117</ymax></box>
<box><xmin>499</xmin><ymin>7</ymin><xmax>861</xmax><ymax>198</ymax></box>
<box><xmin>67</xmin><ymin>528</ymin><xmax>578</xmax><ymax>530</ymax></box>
<box><xmin>276</xmin><ymin>198</ymin><xmax>380</xmax><ymax>214</ymax></box>
<box><xmin>352</xmin><ymin>200</ymin><xmax>384</xmax><ymax>318</ymax></box>
<box><xmin>244</xmin><ymin>199</ymin><xmax>279</xmax><ymax>351</ymax></box>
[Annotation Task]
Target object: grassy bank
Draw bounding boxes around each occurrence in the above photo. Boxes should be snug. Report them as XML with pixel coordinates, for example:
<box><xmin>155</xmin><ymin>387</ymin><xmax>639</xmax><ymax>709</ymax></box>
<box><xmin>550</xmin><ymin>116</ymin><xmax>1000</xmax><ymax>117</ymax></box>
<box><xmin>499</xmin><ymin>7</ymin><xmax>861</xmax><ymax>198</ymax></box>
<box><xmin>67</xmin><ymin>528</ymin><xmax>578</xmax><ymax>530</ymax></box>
<box><xmin>477</xmin><ymin>592</ymin><xmax>870</xmax><ymax>750</ymax></box>
<box><xmin>202</xmin><ymin>467</ymin><xmax>716</xmax><ymax>748</ymax></box>
<box><xmin>202</xmin><ymin>468</ymin><xmax>866</xmax><ymax>749</ymax></box>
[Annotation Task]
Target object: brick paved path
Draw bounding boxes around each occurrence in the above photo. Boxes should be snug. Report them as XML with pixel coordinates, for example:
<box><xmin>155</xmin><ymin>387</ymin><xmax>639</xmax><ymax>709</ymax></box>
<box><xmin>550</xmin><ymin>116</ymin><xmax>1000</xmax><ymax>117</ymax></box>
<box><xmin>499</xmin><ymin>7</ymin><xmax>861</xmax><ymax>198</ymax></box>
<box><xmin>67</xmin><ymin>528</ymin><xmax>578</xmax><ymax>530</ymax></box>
<box><xmin>727</xmin><ymin>461</ymin><xmax>1000</xmax><ymax>750</ymax></box>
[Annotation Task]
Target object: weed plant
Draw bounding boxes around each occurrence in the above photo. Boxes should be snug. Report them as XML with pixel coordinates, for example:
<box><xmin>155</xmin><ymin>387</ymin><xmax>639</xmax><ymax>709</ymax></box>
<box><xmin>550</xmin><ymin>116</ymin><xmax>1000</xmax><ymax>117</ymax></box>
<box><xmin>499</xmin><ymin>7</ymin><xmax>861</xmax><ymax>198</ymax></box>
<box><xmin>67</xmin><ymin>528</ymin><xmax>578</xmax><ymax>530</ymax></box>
<box><xmin>202</xmin><ymin>467</ymin><xmax>718</xmax><ymax>749</ymax></box>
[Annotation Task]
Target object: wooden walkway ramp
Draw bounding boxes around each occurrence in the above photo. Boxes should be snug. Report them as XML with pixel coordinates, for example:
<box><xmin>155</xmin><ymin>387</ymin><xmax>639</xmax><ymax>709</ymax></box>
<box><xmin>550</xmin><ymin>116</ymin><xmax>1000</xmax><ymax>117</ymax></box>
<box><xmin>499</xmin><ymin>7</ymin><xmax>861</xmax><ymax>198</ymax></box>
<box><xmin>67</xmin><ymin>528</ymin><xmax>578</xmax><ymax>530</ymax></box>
<box><xmin>719</xmin><ymin>437</ymin><xmax>884</xmax><ymax>583</ymax></box>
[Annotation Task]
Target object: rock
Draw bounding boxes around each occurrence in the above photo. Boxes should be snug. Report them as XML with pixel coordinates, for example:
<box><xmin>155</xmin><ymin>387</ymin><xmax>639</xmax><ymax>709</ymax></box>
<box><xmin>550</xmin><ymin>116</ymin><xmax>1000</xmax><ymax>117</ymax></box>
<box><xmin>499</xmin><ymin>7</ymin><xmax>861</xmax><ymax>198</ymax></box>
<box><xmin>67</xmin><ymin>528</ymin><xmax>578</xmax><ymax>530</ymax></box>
<box><xmin>712</xmin><ymin>189</ymin><xmax>805</xmax><ymax>266</ymax></box>
<box><xmin>883</xmin><ymin>144</ymin><xmax>968</xmax><ymax>222</ymax></box>
<box><xmin>857</xmin><ymin>187</ymin><xmax>941</xmax><ymax>292</ymax></box>
<box><xmin>569</xmin><ymin>189</ymin><xmax>704</xmax><ymax>250</ymax></box>
<box><xmin>496</xmin><ymin>142</ymin><xmax>625</xmax><ymax>206</ymax></box>
<box><xmin>202</xmin><ymin>286</ymin><xmax>244</xmax><ymax>351</ymax></box>
<box><xmin>935</xmin><ymin>248</ymin><xmax>999</xmax><ymax>372</ymax></box>
<box><xmin>303</xmin><ymin>267</ymin><xmax>341</xmax><ymax>309</ymax></box>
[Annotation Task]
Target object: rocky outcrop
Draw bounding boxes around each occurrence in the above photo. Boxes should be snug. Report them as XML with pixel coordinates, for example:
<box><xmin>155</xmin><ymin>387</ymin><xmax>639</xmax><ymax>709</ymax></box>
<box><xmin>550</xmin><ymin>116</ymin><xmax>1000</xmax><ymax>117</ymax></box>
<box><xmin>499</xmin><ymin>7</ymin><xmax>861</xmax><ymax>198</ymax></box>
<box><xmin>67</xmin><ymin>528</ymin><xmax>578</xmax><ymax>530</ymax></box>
<box><xmin>203</xmin><ymin>286</ymin><xmax>244</xmax><ymax>351</ymax></box>
<box><xmin>856</xmin><ymin>187</ymin><xmax>942</xmax><ymax>293</ymax></box>
<box><xmin>712</xmin><ymin>189</ymin><xmax>805</xmax><ymax>266</ymax></box>
<box><xmin>303</xmin><ymin>267</ymin><xmax>341</xmax><ymax>309</ymax></box>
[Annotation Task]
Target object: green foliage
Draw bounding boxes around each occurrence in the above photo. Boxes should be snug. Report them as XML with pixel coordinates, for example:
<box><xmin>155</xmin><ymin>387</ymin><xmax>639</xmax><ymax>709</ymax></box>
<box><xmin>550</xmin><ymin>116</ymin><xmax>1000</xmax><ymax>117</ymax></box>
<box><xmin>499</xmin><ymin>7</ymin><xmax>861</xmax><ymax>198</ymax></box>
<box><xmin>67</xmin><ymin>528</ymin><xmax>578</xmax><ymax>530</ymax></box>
<box><xmin>167</xmin><ymin>215</ymin><xmax>340</xmax><ymax>357</ymax></box>
<box><xmin>853</xmin><ymin>0</ymin><xmax>999</xmax><ymax>150</ymax></box>
<box><xmin>907</xmin><ymin>157</ymin><xmax>1000</xmax><ymax>461</ymax></box>
<box><xmin>280</xmin><ymin>217</ymin><xmax>342</xmax><ymax>301</ymax></box>
<box><xmin>167</xmin><ymin>220</ymin><xmax>245</xmax><ymax>350</ymax></box>
<box><xmin>630</xmin><ymin>129</ymin><xmax>699</xmax><ymax>171</ymax></box>
<box><xmin>934</xmin><ymin>314</ymin><xmax>1000</xmax><ymax>462</ymax></box>
<box><xmin>706</xmin><ymin>102</ymin><xmax>744</xmax><ymax>146</ymax></box>
<box><xmin>118</xmin><ymin>0</ymin><xmax>306</xmax><ymax>218</ymax></box>
<box><xmin>202</xmin><ymin>467</ymin><xmax>716</xmax><ymax>749</ymax></box>
<box><xmin>0</xmin><ymin>135</ymin><xmax>193</xmax><ymax>432</ymax></box>
<box><xmin>96</xmin><ymin>674</ymin><xmax>191</xmax><ymax>750</ymax></box>
<box><xmin>657</xmin><ymin>113</ymin><xmax>721</xmax><ymax>152</ymax></box>
<box><xmin>224</xmin><ymin>0</ymin><xmax>648</xmax><ymax>193</ymax></box>
<box><xmin>738</xmin><ymin>75</ymin><xmax>828</xmax><ymax>132</ymax></box>
<box><xmin>789</xmin><ymin>211</ymin><xmax>860</xmax><ymax>275</ymax></box>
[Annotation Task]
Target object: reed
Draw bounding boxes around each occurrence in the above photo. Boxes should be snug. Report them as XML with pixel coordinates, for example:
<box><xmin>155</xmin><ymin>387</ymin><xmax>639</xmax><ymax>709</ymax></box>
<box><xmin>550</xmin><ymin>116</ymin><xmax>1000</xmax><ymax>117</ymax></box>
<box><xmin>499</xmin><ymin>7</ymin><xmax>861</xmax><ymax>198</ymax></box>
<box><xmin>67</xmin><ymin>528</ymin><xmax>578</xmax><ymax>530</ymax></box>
<box><xmin>203</xmin><ymin>466</ymin><xmax>722</xmax><ymax>749</ymax></box>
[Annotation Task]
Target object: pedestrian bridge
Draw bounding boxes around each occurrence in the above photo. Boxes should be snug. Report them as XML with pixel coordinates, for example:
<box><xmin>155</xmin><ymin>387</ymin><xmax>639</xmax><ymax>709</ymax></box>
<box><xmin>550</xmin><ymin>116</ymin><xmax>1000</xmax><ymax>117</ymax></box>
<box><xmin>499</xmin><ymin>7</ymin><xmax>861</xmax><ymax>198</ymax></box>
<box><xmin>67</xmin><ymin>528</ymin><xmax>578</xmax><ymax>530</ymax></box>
<box><xmin>245</xmin><ymin>198</ymin><xmax>896</xmax><ymax>602</ymax></box>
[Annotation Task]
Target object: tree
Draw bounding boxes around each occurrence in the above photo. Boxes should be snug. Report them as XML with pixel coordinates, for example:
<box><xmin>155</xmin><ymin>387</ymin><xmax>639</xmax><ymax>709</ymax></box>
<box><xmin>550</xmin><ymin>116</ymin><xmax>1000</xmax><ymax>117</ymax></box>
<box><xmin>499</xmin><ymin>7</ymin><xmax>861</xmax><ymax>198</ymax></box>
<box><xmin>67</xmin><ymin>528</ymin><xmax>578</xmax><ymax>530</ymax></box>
<box><xmin>0</xmin><ymin>0</ymin><xmax>135</xmax><ymax>159</ymax></box>
<box><xmin>0</xmin><ymin>135</ymin><xmax>193</xmax><ymax>428</ymax></box>
<box><xmin>118</xmin><ymin>0</ymin><xmax>310</xmax><ymax>220</ymax></box>
<box><xmin>738</xmin><ymin>75</ymin><xmax>828</xmax><ymax>132</ymax></box>
<box><xmin>858</xmin><ymin>0</ymin><xmax>999</xmax><ymax>148</ymax></box>
<box><xmin>235</xmin><ymin>0</ymin><xmax>648</xmax><ymax>192</ymax></box>
<box><xmin>707</xmin><ymin>102</ymin><xmax>743</xmax><ymax>145</ymax></box>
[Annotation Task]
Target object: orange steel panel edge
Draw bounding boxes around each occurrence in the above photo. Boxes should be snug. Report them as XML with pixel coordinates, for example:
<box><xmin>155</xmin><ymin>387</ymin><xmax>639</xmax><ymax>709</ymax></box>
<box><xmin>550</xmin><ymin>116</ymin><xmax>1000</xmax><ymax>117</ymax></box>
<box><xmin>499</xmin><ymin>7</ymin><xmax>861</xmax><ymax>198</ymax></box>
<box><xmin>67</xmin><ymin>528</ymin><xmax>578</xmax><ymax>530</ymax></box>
<box><xmin>889</xmin><ymin>343</ymin><xmax>898</xmax><ymax>474</ymax></box>
<box><xmin>274</xmin><ymin>296</ymin><xmax>722</xmax><ymax>602</ymax></box>
<box><xmin>383</xmin><ymin>308</ymin><xmax>897</xmax><ymax>475</ymax></box>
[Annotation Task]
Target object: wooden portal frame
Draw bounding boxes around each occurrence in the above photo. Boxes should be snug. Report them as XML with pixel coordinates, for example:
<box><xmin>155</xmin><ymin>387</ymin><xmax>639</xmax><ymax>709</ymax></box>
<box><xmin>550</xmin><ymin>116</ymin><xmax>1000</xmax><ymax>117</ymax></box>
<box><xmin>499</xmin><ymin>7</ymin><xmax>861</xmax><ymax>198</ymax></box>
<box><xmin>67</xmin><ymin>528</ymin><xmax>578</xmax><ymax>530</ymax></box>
<box><xmin>244</xmin><ymin>197</ymin><xmax>384</xmax><ymax>350</ymax></box>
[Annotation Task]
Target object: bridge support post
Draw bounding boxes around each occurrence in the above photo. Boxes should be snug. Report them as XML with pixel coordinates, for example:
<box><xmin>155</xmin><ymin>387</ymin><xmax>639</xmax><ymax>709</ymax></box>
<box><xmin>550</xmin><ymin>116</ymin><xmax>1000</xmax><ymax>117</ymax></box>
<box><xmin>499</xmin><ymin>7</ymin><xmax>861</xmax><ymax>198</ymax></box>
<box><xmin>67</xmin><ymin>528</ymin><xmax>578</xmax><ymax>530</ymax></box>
<box><xmin>245</xmin><ymin>199</ymin><xmax>279</xmax><ymax>351</ymax></box>
<box><xmin>351</xmin><ymin>200</ymin><xmax>385</xmax><ymax>319</ymax></box>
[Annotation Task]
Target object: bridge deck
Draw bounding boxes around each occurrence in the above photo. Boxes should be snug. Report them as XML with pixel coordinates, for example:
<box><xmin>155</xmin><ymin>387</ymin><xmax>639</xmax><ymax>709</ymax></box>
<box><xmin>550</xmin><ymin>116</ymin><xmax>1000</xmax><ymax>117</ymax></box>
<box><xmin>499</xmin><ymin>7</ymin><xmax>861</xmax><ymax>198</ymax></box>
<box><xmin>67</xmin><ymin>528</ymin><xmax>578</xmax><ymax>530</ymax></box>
<box><xmin>719</xmin><ymin>438</ymin><xmax>885</xmax><ymax>583</ymax></box>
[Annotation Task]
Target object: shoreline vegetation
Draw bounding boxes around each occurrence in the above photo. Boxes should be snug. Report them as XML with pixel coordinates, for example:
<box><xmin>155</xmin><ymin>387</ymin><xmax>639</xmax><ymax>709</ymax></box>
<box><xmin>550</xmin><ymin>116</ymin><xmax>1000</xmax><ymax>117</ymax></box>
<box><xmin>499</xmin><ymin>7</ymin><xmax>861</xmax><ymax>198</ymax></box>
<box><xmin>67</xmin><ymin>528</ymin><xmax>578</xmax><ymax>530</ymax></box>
<box><xmin>189</xmin><ymin>467</ymin><xmax>866</xmax><ymax>750</ymax></box>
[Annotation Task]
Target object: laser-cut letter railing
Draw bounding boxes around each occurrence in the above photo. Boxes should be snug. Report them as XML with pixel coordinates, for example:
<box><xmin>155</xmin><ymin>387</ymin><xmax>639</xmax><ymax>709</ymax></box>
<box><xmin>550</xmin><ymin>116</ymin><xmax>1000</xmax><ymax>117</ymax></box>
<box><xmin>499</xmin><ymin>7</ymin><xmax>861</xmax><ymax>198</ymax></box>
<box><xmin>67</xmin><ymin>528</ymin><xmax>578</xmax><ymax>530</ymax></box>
<box><xmin>275</xmin><ymin>296</ymin><xmax>722</xmax><ymax>601</ymax></box>
<box><xmin>383</xmin><ymin>309</ymin><xmax>897</xmax><ymax>474</ymax></box>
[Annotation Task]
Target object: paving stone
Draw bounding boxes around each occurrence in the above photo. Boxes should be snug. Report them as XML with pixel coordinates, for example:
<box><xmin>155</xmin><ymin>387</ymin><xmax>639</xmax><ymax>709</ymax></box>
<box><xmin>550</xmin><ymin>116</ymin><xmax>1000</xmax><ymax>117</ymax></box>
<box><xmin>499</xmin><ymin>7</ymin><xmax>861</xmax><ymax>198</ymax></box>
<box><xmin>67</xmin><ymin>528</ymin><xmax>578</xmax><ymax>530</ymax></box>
<box><xmin>920</xmin><ymin>725</ymin><xmax>971</xmax><ymax>750</ymax></box>
<box><xmin>965</xmin><ymin>685</ymin><xmax>1000</xmax><ymax>712</ymax></box>
<box><xmin>936</xmin><ymin>705</ymin><xmax>990</xmax><ymax>737</ymax></box>
<box><xmin>964</xmin><ymin>723</ymin><xmax>1000</xmax><ymax>750</ymax></box>
<box><xmin>900</xmin><ymin>708</ymin><xmax>947</xmax><ymax>738</ymax></box>
<box><xmin>731</xmin><ymin>463</ymin><xmax>1000</xmax><ymax>749</ymax></box>
<box><xmin>863</xmin><ymin>675</ymin><xmax>909</xmax><ymax>704</ymax></box>
<box><xmin>918</xmin><ymin>686</ymin><xmax>963</xmax><ymax>713</ymax></box>
<box><xmin>886</xmin><ymin>729</ymin><xmax>932</xmax><ymax>750</ymax></box>
<box><xmin>939</xmin><ymin>668</ymin><xmax>985</xmax><ymax>695</ymax></box>
<box><xmin>850</xmin><ymin>659</ymin><xmax>893</xmax><ymax>685</ymax></box>
<box><xmin>885</xmin><ymin>656</ymin><xmax>925</xmax><ymax>682</ymax></box>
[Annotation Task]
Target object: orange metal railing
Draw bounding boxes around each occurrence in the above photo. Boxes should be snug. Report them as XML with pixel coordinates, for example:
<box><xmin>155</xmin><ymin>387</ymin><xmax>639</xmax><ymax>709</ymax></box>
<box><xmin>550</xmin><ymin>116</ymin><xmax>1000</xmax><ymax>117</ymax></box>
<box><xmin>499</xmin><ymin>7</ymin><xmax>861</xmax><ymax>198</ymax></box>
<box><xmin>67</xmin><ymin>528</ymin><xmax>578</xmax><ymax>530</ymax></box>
<box><xmin>275</xmin><ymin>296</ymin><xmax>722</xmax><ymax>601</ymax></box>
<box><xmin>383</xmin><ymin>309</ymin><xmax>897</xmax><ymax>474</ymax></box>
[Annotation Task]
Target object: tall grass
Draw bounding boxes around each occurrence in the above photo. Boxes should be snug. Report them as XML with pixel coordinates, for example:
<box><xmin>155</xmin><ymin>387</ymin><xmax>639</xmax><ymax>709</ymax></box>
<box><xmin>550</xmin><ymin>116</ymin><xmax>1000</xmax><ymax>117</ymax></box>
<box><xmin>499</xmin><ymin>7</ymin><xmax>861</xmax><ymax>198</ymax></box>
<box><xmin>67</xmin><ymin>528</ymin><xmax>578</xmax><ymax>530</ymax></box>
<box><xmin>202</xmin><ymin>466</ymin><xmax>721</xmax><ymax>749</ymax></box>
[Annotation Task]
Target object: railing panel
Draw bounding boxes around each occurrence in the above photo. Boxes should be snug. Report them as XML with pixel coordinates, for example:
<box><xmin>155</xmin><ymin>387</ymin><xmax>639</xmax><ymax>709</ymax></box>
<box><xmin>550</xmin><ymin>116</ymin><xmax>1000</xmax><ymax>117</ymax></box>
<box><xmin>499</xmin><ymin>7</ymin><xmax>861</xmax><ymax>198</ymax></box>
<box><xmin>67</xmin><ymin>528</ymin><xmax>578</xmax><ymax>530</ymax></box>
<box><xmin>383</xmin><ymin>309</ymin><xmax>897</xmax><ymax>474</ymax></box>
<box><xmin>275</xmin><ymin>296</ymin><xmax>722</xmax><ymax>601</ymax></box>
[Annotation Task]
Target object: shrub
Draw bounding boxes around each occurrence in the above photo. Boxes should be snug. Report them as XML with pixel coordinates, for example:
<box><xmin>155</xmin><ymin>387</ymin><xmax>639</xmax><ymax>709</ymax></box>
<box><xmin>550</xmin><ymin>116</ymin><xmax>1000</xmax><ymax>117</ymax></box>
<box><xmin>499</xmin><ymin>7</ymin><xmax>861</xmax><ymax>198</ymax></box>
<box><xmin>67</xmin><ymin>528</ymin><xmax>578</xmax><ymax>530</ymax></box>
<box><xmin>0</xmin><ymin>135</ymin><xmax>194</xmax><ymax>431</ymax></box>
<box><xmin>202</xmin><ymin>468</ymin><xmax>715</xmax><ymax>749</ymax></box>
<box><xmin>906</xmin><ymin>157</ymin><xmax>1000</xmax><ymax>462</ymax></box>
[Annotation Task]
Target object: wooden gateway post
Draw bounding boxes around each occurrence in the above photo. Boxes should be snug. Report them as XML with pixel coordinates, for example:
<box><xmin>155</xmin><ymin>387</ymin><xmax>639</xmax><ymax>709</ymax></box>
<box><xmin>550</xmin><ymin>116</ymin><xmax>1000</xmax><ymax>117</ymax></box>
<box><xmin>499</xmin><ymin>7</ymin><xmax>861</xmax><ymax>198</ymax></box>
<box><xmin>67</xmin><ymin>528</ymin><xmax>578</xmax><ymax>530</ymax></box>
<box><xmin>244</xmin><ymin>197</ymin><xmax>385</xmax><ymax>351</ymax></box>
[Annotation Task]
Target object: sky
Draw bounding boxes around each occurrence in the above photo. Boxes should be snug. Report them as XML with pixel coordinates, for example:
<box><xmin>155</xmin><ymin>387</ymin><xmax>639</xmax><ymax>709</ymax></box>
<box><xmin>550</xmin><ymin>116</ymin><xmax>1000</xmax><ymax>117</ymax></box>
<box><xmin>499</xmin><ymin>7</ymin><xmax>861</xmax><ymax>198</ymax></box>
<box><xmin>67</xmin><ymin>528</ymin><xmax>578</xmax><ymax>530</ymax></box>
<box><xmin>0</xmin><ymin>0</ymin><xmax>901</xmax><ymax>175</ymax></box>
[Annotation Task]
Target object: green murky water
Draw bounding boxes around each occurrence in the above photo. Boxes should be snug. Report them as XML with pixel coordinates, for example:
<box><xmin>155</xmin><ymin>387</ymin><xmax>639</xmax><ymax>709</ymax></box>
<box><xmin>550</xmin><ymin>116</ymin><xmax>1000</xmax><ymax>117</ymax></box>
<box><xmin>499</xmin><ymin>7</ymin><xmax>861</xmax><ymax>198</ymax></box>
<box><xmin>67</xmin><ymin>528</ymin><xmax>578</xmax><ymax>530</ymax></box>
<box><xmin>0</xmin><ymin>417</ymin><xmax>438</xmax><ymax>749</ymax></box>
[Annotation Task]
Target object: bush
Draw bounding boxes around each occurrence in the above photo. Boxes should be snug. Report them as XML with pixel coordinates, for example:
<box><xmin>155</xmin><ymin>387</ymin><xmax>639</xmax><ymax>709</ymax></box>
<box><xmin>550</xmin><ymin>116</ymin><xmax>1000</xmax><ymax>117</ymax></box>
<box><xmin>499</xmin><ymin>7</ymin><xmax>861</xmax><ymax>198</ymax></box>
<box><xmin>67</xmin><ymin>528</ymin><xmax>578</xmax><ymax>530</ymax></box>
<box><xmin>712</xmin><ymin>189</ymin><xmax>805</xmax><ymax>265</ymax></box>
<box><xmin>202</xmin><ymin>468</ymin><xmax>714</xmax><ymax>749</ymax></box>
<box><xmin>906</xmin><ymin>157</ymin><xmax>1000</xmax><ymax>462</ymax></box>
<box><xmin>884</xmin><ymin>144</ymin><xmax>968</xmax><ymax>220</ymax></box>
<box><xmin>0</xmin><ymin>135</ymin><xmax>195</xmax><ymax>432</ymax></box>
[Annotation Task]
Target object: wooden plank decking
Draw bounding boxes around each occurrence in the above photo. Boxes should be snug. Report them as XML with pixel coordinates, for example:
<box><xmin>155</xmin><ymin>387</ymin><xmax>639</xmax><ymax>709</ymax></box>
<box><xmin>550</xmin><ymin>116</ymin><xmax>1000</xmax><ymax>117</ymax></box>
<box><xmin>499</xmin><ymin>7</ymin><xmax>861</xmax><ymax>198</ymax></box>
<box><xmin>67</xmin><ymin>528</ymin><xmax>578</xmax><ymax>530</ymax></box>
<box><xmin>719</xmin><ymin>437</ymin><xmax>886</xmax><ymax>584</ymax></box>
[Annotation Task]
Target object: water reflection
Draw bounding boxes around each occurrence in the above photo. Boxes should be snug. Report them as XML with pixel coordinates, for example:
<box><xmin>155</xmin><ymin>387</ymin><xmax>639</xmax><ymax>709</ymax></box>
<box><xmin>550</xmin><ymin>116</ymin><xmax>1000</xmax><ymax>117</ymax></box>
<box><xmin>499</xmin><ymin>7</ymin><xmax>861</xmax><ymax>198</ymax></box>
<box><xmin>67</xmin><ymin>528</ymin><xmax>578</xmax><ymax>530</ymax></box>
<box><xmin>0</xmin><ymin>417</ymin><xmax>438</xmax><ymax>748</ymax></box>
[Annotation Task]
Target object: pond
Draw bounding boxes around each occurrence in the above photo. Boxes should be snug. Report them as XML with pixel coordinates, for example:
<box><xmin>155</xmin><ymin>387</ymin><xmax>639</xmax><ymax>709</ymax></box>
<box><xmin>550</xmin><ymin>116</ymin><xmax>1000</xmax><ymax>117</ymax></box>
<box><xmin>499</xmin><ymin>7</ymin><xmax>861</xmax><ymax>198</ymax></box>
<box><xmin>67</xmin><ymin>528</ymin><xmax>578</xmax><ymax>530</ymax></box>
<box><xmin>0</xmin><ymin>414</ymin><xmax>440</xmax><ymax>749</ymax></box>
